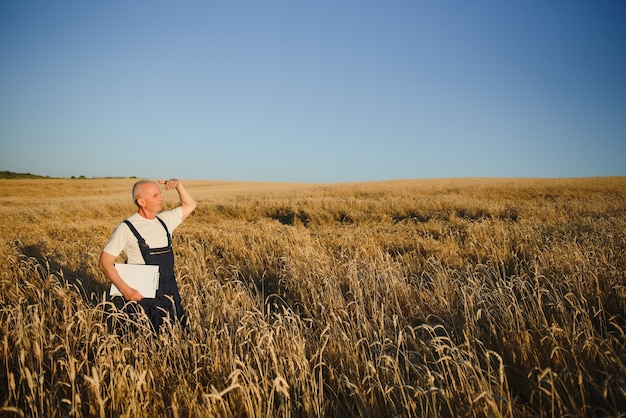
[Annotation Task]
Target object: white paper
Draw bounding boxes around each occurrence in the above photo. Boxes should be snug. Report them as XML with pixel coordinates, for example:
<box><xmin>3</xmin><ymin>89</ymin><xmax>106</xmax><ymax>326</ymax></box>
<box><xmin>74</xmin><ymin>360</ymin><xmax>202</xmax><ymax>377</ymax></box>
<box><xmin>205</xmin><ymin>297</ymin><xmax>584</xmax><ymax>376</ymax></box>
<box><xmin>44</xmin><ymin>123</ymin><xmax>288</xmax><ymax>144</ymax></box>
<box><xmin>110</xmin><ymin>263</ymin><xmax>160</xmax><ymax>298</ymax></box>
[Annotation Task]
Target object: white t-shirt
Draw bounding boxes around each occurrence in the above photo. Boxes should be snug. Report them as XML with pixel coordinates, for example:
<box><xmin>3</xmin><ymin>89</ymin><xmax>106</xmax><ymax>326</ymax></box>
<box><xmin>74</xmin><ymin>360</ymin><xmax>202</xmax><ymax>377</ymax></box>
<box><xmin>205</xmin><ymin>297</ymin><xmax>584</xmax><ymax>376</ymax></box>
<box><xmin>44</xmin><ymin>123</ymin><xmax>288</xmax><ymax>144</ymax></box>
<box><xmin>103</xmin><ymin>207</ymin><xmax>183</xmax><ymax>265</ymax></box>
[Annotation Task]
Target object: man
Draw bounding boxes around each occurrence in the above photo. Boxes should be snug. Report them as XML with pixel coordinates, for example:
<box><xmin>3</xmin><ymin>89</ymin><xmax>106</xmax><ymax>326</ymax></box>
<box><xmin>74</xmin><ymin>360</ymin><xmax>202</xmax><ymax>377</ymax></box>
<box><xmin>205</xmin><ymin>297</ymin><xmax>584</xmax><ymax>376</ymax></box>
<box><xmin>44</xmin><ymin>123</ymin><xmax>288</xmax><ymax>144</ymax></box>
<box><xmin>100</xmin><ymin>178</ymin><xmax>196</xmax><ymax>331</ymax></box>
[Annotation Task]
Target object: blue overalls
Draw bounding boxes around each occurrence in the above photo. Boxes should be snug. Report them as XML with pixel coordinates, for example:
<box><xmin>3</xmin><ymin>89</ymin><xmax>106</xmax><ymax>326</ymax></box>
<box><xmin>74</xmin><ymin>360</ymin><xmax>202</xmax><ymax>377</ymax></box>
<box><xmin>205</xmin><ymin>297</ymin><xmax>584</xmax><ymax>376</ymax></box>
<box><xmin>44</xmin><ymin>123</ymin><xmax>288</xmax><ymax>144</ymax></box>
<box><xmin>123</xmin><ymin>217</ymin><xmax>186</xmax><ymax>331</ymax></box>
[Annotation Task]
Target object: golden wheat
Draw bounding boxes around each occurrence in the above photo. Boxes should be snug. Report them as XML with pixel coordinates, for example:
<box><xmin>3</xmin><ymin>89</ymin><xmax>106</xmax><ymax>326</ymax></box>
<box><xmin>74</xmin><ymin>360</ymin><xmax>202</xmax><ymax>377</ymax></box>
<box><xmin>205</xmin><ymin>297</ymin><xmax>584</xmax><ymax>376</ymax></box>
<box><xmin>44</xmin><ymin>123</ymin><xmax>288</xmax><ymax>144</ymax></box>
<box><xmin>1</xmin><ymin>177</ymin><xmax>625</xmax><ymax>417</ymax></box>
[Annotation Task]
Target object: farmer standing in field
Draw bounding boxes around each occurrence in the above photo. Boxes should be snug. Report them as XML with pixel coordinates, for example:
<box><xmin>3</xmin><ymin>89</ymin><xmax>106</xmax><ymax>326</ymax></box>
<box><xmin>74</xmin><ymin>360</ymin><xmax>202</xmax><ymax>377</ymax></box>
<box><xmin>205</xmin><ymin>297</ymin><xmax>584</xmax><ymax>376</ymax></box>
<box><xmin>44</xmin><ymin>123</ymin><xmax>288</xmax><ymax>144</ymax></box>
<box><xmin>100</xmin><ymin>178</ymin><xmax>196</xmax><ymax>332</ymax></box>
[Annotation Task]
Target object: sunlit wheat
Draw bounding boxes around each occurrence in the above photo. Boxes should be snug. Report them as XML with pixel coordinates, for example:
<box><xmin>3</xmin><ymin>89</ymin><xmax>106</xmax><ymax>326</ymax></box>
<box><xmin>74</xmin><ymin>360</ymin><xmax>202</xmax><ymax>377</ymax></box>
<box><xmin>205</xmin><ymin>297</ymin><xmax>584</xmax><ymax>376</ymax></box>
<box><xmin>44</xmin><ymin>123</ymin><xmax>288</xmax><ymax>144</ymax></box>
<box><xmin>0</xmin><ymin>177</ymin><xmax>624</xmax><ymax>416</ymax></box>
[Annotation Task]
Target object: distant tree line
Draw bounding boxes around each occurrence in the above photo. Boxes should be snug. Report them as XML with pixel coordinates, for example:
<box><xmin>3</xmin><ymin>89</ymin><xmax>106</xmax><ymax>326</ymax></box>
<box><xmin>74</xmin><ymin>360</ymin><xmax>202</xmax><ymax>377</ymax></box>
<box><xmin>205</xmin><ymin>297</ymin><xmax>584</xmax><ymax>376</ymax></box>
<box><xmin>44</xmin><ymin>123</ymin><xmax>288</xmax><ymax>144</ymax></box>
<box><xmin>1</xmin><ymin>171</ymin><xmax>138</xmax><ymax>179</ymax></box>
<box><xmin>0</xmin><ymin>170</ymin><xmax>52</xmax><ymax>179</ymax></box>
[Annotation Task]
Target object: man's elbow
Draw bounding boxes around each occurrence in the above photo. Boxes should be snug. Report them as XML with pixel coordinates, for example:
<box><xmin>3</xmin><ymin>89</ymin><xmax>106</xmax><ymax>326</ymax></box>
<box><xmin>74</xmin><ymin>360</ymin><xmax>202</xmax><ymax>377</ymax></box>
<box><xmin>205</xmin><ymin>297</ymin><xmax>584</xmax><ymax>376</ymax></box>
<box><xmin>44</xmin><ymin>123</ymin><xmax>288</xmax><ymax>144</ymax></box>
<box><xmin>99</xmin><ymin>253</ymin><xmax>112</xmax><ymax>273</ymax></box>
<box><xmin>183</xmin><ymin>200</ymin><xmax>197</xmax><ymax>217</ymax></box>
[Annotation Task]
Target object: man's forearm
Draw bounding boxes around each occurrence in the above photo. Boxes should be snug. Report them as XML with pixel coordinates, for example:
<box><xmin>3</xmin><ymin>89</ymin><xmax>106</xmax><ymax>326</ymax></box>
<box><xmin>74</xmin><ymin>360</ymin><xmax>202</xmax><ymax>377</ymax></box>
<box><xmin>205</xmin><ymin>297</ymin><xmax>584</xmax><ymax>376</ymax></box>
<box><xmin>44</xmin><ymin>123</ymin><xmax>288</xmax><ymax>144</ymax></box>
<box><xmin>99</xmin><ymin>252</ymin><xmax>143</xmax><ymax>301</ymax></box>
<box><xmin>176</xmin><ymin>182</ymin><xmax>197</xmax><ymax>219</ymax></box>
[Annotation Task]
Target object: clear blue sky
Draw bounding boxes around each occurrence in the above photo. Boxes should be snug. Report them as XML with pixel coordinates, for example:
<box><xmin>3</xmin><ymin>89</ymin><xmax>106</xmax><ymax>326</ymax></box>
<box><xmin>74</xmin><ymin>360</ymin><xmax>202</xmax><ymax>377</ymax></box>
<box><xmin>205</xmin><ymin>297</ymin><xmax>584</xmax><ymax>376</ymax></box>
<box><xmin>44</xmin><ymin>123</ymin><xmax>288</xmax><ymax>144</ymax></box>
<box><xmin>1</xmin><ymin>1</ymin><xmax>625</xmax><ymax>182</ymax></box>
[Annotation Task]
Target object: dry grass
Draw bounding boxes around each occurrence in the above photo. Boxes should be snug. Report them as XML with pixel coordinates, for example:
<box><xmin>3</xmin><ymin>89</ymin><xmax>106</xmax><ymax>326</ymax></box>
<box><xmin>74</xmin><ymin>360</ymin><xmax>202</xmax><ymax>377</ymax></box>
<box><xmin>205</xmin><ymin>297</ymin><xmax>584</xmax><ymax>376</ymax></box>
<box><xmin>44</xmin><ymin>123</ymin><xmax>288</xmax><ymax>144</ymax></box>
<box><xmin>1</xmin><ymin>177</ymin><xmax>625</xmax><ymax>417</ymax></box>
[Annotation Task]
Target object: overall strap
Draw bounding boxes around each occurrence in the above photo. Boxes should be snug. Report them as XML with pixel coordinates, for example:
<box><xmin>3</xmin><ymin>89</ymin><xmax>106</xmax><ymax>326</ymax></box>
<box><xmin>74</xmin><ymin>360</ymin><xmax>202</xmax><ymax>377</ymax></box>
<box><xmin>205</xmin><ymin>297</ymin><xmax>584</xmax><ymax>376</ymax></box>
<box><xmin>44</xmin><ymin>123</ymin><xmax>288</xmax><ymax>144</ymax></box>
<box><xmin>124</xmin><ymin>218</ymin><xmax>171</xmax><ymax>248</ymax></box>
<box><xmin>123</xmin><ymin>220</ymin><xmax>150</xmax><ymax>263</ymax></box>
<box><xmin>123</xmin><ymin>220</ymin><xmax>147</xmax><ymax>246</ymax></box>
<box><xmin>155</xmin><ymin>216</ymin><xmax>172</xmax><ymax>246</ymax></box>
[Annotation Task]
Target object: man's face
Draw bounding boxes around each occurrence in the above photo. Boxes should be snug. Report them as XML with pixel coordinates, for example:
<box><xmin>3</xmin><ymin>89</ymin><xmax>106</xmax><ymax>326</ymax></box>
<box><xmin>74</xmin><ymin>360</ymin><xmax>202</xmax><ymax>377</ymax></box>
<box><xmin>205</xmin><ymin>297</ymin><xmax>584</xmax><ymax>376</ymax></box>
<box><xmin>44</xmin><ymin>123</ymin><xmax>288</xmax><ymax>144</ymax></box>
<box><xmin>137</xmin><ymin>182</ymin><xmax>163</xmax><ymax>214</ymax></box>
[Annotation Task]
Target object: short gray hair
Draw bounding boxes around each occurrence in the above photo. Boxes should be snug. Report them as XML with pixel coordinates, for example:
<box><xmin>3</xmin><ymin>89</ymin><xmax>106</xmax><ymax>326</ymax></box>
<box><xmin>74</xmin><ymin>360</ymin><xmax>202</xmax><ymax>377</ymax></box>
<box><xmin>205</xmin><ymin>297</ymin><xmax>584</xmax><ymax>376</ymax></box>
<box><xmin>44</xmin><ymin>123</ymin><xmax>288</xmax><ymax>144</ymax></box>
<box><xmin>132</xmin><ymin>180</ymin><xmax>154</xmax><ymax>204</ymax></box>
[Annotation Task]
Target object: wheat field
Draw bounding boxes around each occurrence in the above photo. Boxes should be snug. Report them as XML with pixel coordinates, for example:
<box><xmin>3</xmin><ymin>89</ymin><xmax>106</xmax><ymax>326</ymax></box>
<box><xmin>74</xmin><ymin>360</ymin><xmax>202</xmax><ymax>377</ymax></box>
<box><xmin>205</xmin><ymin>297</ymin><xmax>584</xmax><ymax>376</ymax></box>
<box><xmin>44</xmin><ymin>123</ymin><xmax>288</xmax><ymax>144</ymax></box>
<box><xmin>1</xmin><ymin>177</ymin><xmax>625</xmax><ymax>417</ymax></box>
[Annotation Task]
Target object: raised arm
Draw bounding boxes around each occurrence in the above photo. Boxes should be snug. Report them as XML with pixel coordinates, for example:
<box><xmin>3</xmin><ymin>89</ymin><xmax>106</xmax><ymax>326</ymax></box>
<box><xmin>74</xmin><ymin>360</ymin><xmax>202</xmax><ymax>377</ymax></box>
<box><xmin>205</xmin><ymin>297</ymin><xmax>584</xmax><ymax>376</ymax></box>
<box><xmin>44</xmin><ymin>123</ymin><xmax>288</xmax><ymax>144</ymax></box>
<box><xmin>159</xmin><ymin>179</ymin><xmax>197</xmax><ymax>220</ymax></box>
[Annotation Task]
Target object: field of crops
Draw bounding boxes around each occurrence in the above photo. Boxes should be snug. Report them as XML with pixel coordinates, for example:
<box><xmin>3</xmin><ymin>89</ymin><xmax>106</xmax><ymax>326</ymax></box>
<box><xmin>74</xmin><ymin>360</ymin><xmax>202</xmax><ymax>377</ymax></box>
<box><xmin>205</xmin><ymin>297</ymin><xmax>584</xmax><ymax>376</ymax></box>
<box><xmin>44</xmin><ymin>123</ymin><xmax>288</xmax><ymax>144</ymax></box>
<box><xmin>1</xmin><ymin>177</ymin><xmax>625</xmax><ymax>417</ymax></box>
